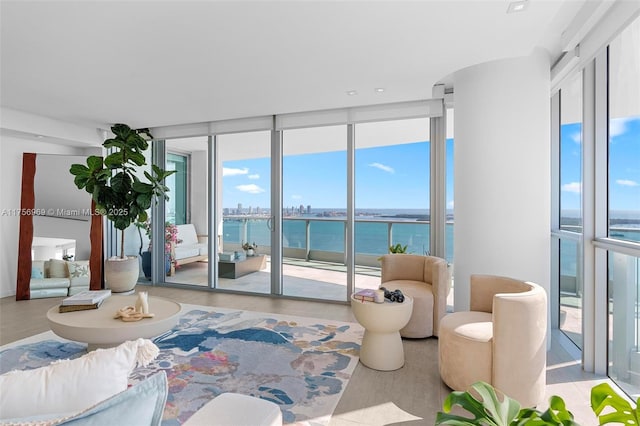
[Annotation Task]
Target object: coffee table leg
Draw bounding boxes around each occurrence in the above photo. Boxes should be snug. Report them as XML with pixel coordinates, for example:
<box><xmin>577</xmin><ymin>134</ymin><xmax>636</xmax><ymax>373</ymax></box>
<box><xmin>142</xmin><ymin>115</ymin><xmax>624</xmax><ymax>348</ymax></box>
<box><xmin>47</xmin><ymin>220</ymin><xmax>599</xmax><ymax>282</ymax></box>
<box><xmin>359</xmin><ymin>330</ymin><xmax>405</xmax><ymax>371</ymax></box>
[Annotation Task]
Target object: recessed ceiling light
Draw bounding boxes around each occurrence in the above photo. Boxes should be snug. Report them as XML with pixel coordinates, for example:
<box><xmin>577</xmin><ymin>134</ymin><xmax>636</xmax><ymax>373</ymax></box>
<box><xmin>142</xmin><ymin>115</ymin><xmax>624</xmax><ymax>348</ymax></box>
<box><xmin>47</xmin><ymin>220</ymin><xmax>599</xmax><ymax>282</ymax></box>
<box><xmin>346</xmin><ymin>90</ymin><xmax>358</xmax><ymax>96</ymax></box>
<box><xmin>35</xmin><ymin>135</ymin><xmax>44</xmax><ymax>138</ymax></box>
<box><xmin>374</xmin><ymin>88</ymin><xmax>385</xmax><ymax>93</ymax></box>
<box><xmin>507</xmin><ymin>0</ymin><xmax>528</xmax><ymax>14</ymax></box>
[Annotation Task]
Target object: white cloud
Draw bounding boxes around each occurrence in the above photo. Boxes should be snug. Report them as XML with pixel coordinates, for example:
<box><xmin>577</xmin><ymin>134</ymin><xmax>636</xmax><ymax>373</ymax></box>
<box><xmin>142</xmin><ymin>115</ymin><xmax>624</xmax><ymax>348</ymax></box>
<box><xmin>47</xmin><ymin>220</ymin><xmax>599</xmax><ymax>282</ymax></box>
<box><xmin>561</xmin><ymin>182</ymin><xmax>582</xmax><ymax>194</ymax></box>
<box><xmin>570</xmin><ymin>132</ymin><xmax>581</xmax><ymax>144</ymax></box>
<box><xmin>248</xmin><ymin>174</ymin><xmax>260</xmax><ymax>180</ymax></box>
<box><xmin>291</xmin><ymin>195</ymin><xmax>302</xmax><ymax>200</ymax></box>
<box><xmin>447</xmin><ymin>200</ymin><xmax>454</xmax><ymax>209</ymax></box>
<box><xmin>610</xmin><ymin>117</ymin><xmax>634</xmax><ymax>138</ymax></box>
<box><xmin>369</xmin><ymin>162</ymin><xmax>394</xmax><ymax>173</ymax></box>
<box><xmin>235</xmin><ymin>184</ymin><xmax>265</xmax><ymax>194</ymax></box>
<box><xmin>223</xmin><ymin>167</ymin><xmax>249</xmax><ymax>177</ymax></box>
<box><xmin>616</xmin><ymin>179</ymin><xmax>639</xmax><ymax>187</ymax></box>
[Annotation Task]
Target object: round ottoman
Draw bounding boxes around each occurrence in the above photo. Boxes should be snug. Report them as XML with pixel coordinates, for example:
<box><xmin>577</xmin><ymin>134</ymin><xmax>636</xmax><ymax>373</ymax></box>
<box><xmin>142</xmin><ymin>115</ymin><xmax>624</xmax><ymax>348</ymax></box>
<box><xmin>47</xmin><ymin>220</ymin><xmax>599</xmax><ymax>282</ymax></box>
<box><xmin>351</xmin><ymin>295</ymin><xmax>413</xmax><ymax>371</ymax></box>
<box><xmin>183</xmin><ymin>393</ymin><xmax>282</xmax><ymax>426</ymax></box>
<box><xmin>438</xmin><ymin>311</ymin><xmax>493</xmax><ymax>391</ymax></box>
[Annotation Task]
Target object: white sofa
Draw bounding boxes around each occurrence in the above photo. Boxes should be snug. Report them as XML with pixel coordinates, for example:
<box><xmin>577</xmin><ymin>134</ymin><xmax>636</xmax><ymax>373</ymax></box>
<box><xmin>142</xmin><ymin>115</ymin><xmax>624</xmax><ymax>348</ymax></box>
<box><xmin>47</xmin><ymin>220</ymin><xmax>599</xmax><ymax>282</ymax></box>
<box><xmin>30</xmin><ymin>259</ymin><xmax>90</xmax><ymax>299</ymax></box>
<box><xmin>172</xmin><ymin>224</ymin><xmax>208</xmax><ymax>269</ymax></box>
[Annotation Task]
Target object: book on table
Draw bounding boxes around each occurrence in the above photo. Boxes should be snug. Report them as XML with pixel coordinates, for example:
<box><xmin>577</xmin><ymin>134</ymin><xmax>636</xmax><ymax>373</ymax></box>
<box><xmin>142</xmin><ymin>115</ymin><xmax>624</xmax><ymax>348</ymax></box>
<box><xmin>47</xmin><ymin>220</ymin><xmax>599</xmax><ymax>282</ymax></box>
<box><xmin>61</xmin><ymin>290</ymin><xmax>111</xmax><ymax>306</ymax></box>
<box><xmin>353</xmin><ymin>289</ymin><xmax>377</xmax><ymax>302</ymax></box>
<box><xmin>59</xmin><ymin>299</ymin><xmax>105</xmax><ymax>313</ymax></box>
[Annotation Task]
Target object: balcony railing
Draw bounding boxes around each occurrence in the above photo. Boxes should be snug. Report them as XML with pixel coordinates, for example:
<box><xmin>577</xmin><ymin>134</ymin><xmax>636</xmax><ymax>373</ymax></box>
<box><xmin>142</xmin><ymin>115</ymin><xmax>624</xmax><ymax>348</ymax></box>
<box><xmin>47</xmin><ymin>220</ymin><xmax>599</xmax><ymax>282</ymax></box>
<box><xmin>221</xmin><ymin>216</ymin><xmax>452</xmax><ymax>267</ymax></box>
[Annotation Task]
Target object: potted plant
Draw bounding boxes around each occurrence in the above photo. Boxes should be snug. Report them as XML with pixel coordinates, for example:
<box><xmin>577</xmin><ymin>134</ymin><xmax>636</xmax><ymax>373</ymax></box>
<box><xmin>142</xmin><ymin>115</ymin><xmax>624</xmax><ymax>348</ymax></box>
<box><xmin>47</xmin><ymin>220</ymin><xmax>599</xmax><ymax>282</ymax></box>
<box><xmin>70</xmin><ymin>123</ymin><xmax>175</xmax><ymax>293</ymax></box>
<box><xmin>388</xmin><ymin>243</ymin><xmax>408</xmax><ymax>254</ymax></box>
<box><xmin>242</xmin><ymin>241</ymin><xmax>258</xmax><ymax>256</ymax></box>
<box><xmin>137</xmin><ymin>220</ymin><xmax>180</xmax><ymax>278</ymax></box>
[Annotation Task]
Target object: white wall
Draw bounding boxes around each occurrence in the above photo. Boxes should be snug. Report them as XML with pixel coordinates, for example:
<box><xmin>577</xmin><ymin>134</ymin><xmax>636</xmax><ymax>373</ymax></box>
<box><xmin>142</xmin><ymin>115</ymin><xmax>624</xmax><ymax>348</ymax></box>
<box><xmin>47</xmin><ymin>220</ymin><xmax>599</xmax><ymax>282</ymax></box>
<box><xmin>453</xmin><ymin>50</ymin><xmax>551</xmax><ymax>310</ymax></box>
<box><xmin>0</xmin><ymin>136</ymin><xmax>87</xmax><ymax>297</ymax></box>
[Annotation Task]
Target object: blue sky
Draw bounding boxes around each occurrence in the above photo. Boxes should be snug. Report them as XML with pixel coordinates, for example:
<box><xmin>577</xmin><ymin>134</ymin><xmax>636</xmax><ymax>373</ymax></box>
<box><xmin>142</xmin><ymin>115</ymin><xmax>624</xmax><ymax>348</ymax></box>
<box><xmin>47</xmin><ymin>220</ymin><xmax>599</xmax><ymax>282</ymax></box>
<box><xmin>223</xmin><ymin>140</ymin><xmax>455</xmax><ymax>211</ymax></box>
<box><xmin>561</xmin><ymin>116</ymin><xmax>640</xmax><ymax>214</ymax></box>
<box><xmin>223</xmin><ymin>117</ymin><xmax>638</xmax><ymax>216</ymax></box>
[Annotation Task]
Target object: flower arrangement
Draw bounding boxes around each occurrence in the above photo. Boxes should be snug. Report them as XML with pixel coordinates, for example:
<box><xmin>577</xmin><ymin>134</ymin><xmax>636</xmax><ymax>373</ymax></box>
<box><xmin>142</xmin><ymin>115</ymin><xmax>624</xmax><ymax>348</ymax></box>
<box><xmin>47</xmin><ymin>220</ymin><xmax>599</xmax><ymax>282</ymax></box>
<box><xmin>242</xmin><ymin>241</ymin><xmax>258</xmax><ymax>251</ymax></box>
<box><xmin>137</xmin><ymin>220</ymin><xmax>181</xmax><ymax>267</ymax></box>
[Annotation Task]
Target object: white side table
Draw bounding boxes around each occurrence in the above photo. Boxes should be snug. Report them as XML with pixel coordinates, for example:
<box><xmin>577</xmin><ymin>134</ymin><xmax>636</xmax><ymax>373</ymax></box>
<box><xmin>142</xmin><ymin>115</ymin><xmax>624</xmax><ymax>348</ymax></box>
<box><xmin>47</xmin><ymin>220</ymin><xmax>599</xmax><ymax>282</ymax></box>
<box><xmin>350</xmin><ymin>295</ymin><xmax>413</xmax><ymax>371</ymax></box>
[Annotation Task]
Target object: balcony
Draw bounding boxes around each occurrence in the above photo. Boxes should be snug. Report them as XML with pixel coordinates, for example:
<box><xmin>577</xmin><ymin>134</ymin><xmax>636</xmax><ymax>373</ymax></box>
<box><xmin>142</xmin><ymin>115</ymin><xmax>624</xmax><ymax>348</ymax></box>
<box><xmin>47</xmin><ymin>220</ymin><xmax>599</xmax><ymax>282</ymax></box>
<box><xmin>165</xmin><ymin>216</ymin><xmax>453</xmax><ymax>302</ymax></box>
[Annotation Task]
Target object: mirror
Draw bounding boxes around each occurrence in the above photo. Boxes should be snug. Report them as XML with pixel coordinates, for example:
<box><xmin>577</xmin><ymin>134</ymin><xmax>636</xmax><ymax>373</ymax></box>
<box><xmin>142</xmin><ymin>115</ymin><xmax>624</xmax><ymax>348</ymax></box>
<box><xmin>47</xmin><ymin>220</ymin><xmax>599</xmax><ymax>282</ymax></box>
<box><xmin>16</xmin><ymin>153</ymin><xmax>102</xmax><ymax>300</ymax></box>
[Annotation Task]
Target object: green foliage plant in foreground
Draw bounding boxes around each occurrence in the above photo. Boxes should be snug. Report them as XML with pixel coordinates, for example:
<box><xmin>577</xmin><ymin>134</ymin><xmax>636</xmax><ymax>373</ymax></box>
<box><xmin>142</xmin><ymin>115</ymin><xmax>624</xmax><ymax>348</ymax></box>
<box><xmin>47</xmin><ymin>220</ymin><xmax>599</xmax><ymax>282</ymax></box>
<box><xmin>435</xmin><ymin>381</ymin><xmax>640</xmax><ymax>425</ymax></box>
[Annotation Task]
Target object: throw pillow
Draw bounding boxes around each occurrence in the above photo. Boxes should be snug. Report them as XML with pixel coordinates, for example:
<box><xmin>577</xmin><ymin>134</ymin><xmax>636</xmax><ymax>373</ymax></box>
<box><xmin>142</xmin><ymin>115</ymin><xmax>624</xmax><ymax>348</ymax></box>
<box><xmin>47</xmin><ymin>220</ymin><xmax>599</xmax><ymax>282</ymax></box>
<box><xmin>0</xmin><ymin>372</ymin><xmax>168</xmax><ymax>426</ymax></box>
<box><xmin>67</xmin><ymin>261</ymin><xmax>90</xmax><ymax>287</ymax></box>
<box><xmin>48</xmin><ymin>259</ymin><xmax>68</xmax><ymax>278</ymax></box>
<box><xmin>31</xmin><ymin>262</ymin><xmax>45</xmax><ymax>279</ymax></box>
<box><xmin>0</xmin><ymin>338</ymin><xmax>160</xmax><ymax>420</ymax></box>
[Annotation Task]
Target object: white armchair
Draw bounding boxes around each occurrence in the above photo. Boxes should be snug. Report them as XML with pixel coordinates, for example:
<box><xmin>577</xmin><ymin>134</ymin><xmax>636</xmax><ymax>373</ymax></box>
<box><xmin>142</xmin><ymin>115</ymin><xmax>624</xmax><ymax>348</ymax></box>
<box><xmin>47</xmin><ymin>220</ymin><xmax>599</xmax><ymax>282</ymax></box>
<box><xmin>438</xmin><ymin>274</ymin><xmax>547</xmax><ymax>408</ymax></box>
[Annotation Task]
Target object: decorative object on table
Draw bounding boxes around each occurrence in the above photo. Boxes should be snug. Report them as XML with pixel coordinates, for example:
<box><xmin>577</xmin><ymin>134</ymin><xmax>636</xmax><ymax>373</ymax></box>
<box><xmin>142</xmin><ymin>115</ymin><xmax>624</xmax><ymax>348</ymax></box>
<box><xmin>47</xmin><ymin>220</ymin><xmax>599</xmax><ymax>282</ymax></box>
<box><xmin>136</xmin><ymin>291</ymin><xmax>150</xmax><ymax>314</ymax></box>
<box><xmin>379</xmin><ymin>286</ymin><xmax>405</xmax><ymax>303</ymax></box>
<box><xmin>353</xmin><ymin>289</ymin><xmax>384</xmax><ymax>303</ymax></box>
<box><xmin>219</xmin><ymin>252</ymin><xmax>233</xmax><ymax>261</ymax></box>
<box><xmin>114</xmin><ymin>291</ymin><xmax>155</xmax><ymax>322</ymax></box>
<box><xmin>137</xmin><ymin>220</ymin><xmax>180</xmax><ymax>278</ymax></box>
<box><xmin>59</xmin><ymin>301</ymin><xmax>104</xmax><ymax>313</ymax></box>
<box><xmin>242</xmin><ymin>241</ymin><xmax>258</xmax><ymax>256</ymax></box>
<box><xmin>62</xmin><ymin>289</ymin><xmax>111</xmax><ymax>306</ymax></box>
<box><xmin>114</xmin><ymin>306</ymin><xmax>156</xmax><ymax>322</ymax></box>
<box><xmin>69</xmin><ymin>124</ymin><xmax>176</xmax><ymax>293</ymax></box>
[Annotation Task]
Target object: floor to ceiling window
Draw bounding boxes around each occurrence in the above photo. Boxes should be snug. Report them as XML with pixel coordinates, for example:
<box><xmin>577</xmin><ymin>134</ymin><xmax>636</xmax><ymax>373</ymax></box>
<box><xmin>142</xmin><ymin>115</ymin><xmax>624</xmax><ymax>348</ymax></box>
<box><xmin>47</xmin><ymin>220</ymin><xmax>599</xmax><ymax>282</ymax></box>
<box><xmin>606</xmin><ymin>14</ymin><xmax>640</xmax><ymax>396</ymax></box>
<box><xmin>353</xmin><ymin>118</ymin><xmax>430</xmax><ymax>291</ymax></box>
<box><xmin>558</xmin><ymin>72</ymin><xmax>584</xmax><ymax>349</ymax></box>
<box><xmin>552</xmin><ymin>13</ymin><xmax>640</xmax><ymax>396</ymax></box>
<box><xmin>281</xmin><ymin>125</ymin><xmax>348</xmax><ymax>301</ymax></box>
<box><xmin>219</xmin><ymin>130</ymin><xmax>272</xmax><ymax>294</ymax></box>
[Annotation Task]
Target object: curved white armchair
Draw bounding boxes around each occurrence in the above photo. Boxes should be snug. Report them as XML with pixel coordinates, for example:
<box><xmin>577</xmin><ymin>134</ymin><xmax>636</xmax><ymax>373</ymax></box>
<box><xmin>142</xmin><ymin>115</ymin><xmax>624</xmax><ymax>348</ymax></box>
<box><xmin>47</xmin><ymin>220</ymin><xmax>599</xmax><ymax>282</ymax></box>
<box><xmin>380</xmin><ymin>254</ymin><xmax>450</xmax><ymax>338</ymax></box>
<box><xmin>438</xmin><ymin>274</ymin><xmax>547</xmax><ymax>408</ymax></box>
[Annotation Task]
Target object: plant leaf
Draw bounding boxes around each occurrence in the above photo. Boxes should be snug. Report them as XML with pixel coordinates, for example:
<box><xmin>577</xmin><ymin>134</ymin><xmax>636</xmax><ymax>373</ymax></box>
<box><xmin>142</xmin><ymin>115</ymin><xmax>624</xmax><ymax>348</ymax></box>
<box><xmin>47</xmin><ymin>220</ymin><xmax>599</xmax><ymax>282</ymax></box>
<box><xmin>591</xmin><ymin>383</ymin><xmax>638</xmax><ymax>425</ymax></box>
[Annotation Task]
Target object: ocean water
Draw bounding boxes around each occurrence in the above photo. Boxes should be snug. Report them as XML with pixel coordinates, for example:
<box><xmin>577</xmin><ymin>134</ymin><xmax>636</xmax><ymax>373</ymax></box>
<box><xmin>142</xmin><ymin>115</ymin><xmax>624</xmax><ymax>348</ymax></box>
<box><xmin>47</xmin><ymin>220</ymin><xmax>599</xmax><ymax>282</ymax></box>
<box><xmin>223</xmin><ymin>212</ymin><xmax>639</xmax><ymax>274</ymax></box>
<box><xmin>225</xmin><ymin>217</ymin><xmax>452</xmax><ymax>263</ymax></box>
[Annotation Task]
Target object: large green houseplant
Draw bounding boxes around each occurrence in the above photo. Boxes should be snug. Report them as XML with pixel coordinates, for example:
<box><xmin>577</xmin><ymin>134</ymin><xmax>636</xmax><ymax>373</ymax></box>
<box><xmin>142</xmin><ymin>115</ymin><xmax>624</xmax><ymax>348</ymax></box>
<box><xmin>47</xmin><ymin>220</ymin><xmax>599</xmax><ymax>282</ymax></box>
<box><xmin>70</xmin><ymin>123</ymin><xmax>174</xmax><ymax>292</ymax></box>
<box><xmin>435</xmin><ymin>380</ymin><xmax>640</xmax><ymax>425</ymax></box>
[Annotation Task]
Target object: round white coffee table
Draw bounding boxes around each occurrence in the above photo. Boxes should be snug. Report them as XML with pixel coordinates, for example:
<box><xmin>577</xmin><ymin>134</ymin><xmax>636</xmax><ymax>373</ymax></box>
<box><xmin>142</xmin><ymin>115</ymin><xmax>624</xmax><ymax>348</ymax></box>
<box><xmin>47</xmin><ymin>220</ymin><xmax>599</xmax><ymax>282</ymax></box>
<box><xmin>350</xmin><ymin>294</ymin><xmax>413</xmax><ymax>371</ymax></box>
<box><xmin>47</xmin><ymin>295</ymin><xmax>182</xmax><ymax>350</ymax></box>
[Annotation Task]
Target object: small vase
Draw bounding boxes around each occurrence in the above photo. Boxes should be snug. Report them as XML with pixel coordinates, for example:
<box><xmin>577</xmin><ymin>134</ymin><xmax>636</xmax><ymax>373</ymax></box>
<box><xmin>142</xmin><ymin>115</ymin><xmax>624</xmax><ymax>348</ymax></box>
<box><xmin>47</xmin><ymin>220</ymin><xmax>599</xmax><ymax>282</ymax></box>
<box><xmin>247</xmin><ymin>248</ymin><xmax>254</xmax><ymax>256</ymax></box>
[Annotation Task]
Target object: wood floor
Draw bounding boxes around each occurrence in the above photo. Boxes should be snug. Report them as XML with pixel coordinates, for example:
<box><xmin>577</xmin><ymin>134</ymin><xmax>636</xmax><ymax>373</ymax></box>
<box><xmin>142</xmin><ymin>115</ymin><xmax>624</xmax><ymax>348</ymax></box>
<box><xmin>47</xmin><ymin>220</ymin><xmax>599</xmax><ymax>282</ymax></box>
<box><xmin>0</xmin><ymin>286</ymin><xmax>610</xmax><ymax>425</ymax></box>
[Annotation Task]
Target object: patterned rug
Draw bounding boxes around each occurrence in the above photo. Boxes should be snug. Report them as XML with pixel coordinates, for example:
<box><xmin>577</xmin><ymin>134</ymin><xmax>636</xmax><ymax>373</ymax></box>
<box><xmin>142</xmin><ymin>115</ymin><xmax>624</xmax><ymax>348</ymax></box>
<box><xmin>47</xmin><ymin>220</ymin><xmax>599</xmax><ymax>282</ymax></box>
<box><xmin>0</xmin><ymin>304</ymin><xmax>364</xmax><ymax>426</ymax></box>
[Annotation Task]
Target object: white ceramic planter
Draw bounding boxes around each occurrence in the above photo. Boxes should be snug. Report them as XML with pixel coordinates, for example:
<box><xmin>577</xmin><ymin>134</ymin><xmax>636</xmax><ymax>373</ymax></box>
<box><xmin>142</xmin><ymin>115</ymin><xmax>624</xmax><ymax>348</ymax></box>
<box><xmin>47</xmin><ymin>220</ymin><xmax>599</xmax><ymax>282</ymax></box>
<box><xmin>104</xmin><ymin>256</ymin><xmax>139</xmax><ymax>293</ymax></box>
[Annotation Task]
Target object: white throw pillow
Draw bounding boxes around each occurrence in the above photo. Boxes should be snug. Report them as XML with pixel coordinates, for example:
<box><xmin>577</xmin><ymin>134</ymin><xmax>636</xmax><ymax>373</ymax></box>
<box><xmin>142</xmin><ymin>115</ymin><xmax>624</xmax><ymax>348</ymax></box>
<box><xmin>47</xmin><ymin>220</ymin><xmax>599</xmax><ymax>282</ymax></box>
<box><xmin>67</xmin><ymin>261</ymin><xmax>90</xmax><ymax>287</ymax></box>
<box><xmin>48</xmin><ymin>259</ymin><xmax>68</xmax><ymax>278</ymax></box>
<box><xmin>0</xmin><ymin>338</ymin><xmax>159</xmax><ymax>420</ymax></box>
<box><xmin>31</xmin><ymin>261</ymin><xmax>45</xmax><ymax>279</ymax></box>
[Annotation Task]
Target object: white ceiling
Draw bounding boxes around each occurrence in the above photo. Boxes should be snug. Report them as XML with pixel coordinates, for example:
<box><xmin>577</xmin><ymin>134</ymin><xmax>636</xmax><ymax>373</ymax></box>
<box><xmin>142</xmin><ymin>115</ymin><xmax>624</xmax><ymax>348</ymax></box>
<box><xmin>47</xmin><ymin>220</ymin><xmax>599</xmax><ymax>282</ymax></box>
<box><xmin>1</xmin><ymin>0</ymin><xmax>585</xmax><ymax>132</ymax></box>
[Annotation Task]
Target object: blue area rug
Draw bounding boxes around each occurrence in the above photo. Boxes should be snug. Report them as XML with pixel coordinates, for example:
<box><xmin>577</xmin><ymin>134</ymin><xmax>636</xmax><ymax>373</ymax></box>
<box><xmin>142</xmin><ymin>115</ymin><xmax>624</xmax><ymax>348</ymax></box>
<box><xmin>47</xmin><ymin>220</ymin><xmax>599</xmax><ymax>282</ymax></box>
<box><xmin>0</xmin><ymin>305</ymin><xmax>363</xmax><ymax>425</ymax></box>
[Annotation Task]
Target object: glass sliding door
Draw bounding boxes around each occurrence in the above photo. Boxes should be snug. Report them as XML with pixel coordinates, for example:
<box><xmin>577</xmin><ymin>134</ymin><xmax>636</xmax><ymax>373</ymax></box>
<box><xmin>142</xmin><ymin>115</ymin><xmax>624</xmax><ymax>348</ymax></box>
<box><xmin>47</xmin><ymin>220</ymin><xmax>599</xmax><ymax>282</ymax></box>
<box><xmin>218</xmin><ymin>131</ymin><xmax>271</xmax><ymax>294</ymax></box>
<box><xmin>354</xmin><ymin>118</ymin><xmax>430</xmax><ymax>292</ymax></box>
<box><xmin>281</xmin><ymin>125</ymin><xmax>347</xmax><ymax>301</ymax></box>
<box><xmin>164</xmin><ymin>137</ymin><xmax>209</xmax><ymax>287</ymax></box>
<box><xmin>558</xmin><ymin>72</ymin><xmax>583</xmax><ymax>347</ymax></box>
